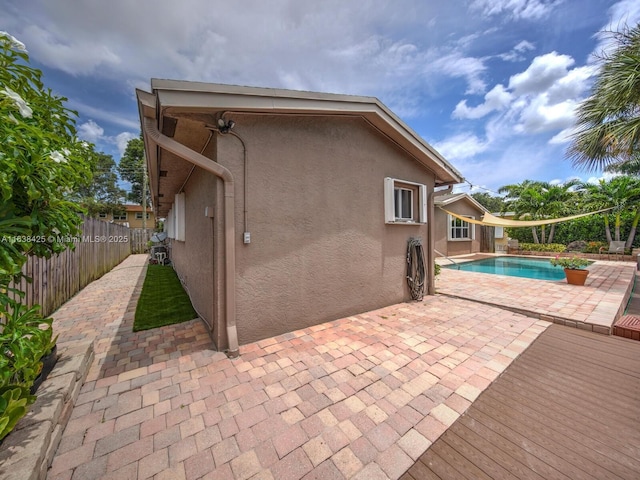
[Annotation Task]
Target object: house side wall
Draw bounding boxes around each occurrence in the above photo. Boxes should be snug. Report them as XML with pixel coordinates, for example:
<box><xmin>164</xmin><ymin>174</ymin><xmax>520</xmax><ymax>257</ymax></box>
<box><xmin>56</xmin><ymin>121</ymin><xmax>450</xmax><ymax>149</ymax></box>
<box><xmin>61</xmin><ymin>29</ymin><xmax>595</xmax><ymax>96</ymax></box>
<box><xmin>214</xmin><ymin>115</ymin><xmax>433</xmax><ymax>345</ymax></box>
<box><xmin>126</xmin><ymin>214</ymin><xmax>156</xmax><ymax>229</ymax></box>
<box><xmin>169</xmin><ymin>168</ymin><xmax>218</xmax><ymax>343</ymax></box>
<box><xmin>434</xmin><ymin>208</ymin><xmax>449</xmax><ymax>256</ymax></box>
<box><xmin>434</xmin><ymin>202</ymin><xmax>483</xmax><ymax>256</ymax></box>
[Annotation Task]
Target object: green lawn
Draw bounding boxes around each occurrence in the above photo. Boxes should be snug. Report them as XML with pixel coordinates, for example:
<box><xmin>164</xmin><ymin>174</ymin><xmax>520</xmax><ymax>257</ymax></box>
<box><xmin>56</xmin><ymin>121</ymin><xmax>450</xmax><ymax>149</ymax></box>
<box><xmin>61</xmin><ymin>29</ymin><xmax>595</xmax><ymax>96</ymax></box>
<box><xmin>133</xmin><ymin>264</ymin><xmax>198</xmax><ymax>331</ymax></box>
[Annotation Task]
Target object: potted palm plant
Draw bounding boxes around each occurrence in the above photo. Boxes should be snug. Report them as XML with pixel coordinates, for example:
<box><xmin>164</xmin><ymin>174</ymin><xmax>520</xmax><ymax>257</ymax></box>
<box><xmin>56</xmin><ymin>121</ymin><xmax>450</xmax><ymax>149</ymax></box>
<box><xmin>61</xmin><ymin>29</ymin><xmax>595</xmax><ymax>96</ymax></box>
<box><xmin>550</xmin><ymin>255</ymin><xmax>591</xmax><ymax>285</ymax></box>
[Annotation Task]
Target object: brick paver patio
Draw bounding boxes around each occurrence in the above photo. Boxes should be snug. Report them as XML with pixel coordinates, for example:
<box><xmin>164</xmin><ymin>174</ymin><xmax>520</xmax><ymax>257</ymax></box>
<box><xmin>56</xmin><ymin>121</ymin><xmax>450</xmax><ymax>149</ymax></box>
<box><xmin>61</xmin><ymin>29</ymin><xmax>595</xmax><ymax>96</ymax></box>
<box><xmin>53</xmin><ymin>255</ymin><xmax>640</xmax><ymax>480</ymax></box>
<box><xmin>48</xmin><ymin>254</ymin><xmax>554</xmax><ymax>479</ymax></box>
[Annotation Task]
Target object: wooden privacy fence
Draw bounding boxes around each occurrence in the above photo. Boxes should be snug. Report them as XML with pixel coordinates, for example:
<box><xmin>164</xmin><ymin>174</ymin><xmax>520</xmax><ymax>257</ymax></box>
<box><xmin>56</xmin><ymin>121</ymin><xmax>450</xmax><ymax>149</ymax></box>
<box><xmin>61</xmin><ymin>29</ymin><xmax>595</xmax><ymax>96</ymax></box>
<box><xmin>7</xmin><ymin>217</ymin><xmax>134</xmax><ymax>317</ymax></box>
<box><xmin>130</xmin><ymin>228</ymin><xmax>154</xmax><ymax>254</ymax></box>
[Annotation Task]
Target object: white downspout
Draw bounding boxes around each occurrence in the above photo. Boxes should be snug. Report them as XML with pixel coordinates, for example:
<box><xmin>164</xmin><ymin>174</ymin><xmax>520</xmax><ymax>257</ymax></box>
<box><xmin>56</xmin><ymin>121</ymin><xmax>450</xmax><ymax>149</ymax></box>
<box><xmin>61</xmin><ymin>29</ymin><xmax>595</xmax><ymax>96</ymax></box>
<box><xmin>142</xmin><ymin>117</ymin><xmax>240</xmax><ymax>358</ymax></box>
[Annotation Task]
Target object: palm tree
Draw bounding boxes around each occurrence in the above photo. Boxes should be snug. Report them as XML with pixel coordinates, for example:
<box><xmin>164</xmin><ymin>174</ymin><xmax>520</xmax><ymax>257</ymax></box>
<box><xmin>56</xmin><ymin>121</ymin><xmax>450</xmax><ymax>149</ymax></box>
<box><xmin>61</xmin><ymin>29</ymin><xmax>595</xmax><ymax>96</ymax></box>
<box><xmin>542</xmin><ymin>180</ymin><xmax>581</xmax><ymax>243</ymax></box>
<box><xmin>568</xmin><ymin>23</ymin><xmax>640</xmax><ymax>171</ymax></box>
<box><xmin>577</xmin><ymin>176</ymin><xmax>640</xmax><ymax>247</ymax></box>
<box><xmin>499</xmin><ymin>180</ymin><xmax>546</xmax><ymax>243</ymax></box>
<box><xmin>498</xmin><ymin>180</ymin><xmax>579</xmax><ymax>243</ymax></box>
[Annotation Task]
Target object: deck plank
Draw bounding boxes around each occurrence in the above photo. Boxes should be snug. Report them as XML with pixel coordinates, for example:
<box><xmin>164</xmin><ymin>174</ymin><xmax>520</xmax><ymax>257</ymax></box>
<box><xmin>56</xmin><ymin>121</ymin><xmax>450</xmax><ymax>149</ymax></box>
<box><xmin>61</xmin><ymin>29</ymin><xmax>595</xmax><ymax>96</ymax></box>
<box><xmin>429</xmin><ymin>440</ymin><xmax>494</xmax><ymax>480</ymax></box>
<box><xmin>490</xmin><ymin>376</ymin><xmax>640</xmax><ymax>462</ymax></box>
<box><xmin>401</xmin><ymin>324</ymin><xmax>640</xmax><ymax>480</ymax></box>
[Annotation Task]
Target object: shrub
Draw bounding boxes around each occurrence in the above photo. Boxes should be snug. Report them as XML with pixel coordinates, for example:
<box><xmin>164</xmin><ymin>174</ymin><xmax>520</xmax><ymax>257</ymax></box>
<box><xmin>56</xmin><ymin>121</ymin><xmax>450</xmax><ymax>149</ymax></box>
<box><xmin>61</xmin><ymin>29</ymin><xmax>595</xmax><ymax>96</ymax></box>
<box><xmin>583</xmin><ymin>241</ymin><xmax>608</xmax><ymax>254</ymax></box>
<box><xmin>0</xmin><ymin>30</ymin><xmax>89</xmax><ymax>441</ymax></box>
<box><xmin>520</xmin><ymin>243</ymin><xmax>566</xmax><ymax>252</ymax></box>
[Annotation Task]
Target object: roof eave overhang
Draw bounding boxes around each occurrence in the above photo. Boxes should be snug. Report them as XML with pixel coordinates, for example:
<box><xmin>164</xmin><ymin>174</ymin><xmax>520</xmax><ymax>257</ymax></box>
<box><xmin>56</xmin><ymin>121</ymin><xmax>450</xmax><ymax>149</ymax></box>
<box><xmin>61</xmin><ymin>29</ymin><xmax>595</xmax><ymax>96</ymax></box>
<box><xmin>149</xmin><ymin>80</ymin><xmax>464</xmax><ymax>185</ymax></box>
<box><xmin>435</xmin><ymin>193</ymin><xmax>488</xmax><ymax>213</ymax></box>
<box><xmin>136</xmin><ymin>89</ymin><xmax>160</xmax><ymax>214</ymax></box>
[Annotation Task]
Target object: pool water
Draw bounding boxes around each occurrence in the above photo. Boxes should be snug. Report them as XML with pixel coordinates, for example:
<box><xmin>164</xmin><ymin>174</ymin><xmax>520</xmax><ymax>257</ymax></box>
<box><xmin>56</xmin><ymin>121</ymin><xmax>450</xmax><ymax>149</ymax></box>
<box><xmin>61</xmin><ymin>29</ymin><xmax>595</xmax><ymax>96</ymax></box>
<box><xmin>443</xmin><ymin>256</ymin><xmax>583</xmax><ymax>281</ymax></box>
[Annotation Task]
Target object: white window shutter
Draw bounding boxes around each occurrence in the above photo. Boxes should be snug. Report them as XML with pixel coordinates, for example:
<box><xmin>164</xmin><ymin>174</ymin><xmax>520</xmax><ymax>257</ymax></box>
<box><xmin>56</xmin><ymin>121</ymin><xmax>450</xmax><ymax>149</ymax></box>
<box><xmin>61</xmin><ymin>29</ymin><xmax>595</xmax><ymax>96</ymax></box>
<box><xmin>166</xmin><ymin>207</ymin><xmax>174</xmax><ymax>239</ymax></box>
<box><xmin>175</xmin><ymin>193</ymin><xmax>186</xmax><ymax>241</ymax></box>
<box><xmin>419</xmin><ymin>185</ymin><xmax>427</xmax><ymax>223</ymax></box>
<box><xmin>447</xmin><ymin>214</ymin><xmax>453</xmax><ymax>240</ymax></box>
<box><xmin>384</xmin><ymin>177</ymin><xmax>395</xmax><ymax>223</ymax></box>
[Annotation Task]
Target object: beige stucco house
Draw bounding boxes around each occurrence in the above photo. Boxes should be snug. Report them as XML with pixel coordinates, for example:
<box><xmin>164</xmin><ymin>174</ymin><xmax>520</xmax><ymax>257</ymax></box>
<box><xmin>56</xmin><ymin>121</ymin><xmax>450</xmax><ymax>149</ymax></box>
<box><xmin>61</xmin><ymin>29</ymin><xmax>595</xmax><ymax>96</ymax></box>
<box><xmin>434</xmin><ymin>193</ymin><xmax>488</xmax><ymax>256</ymax></box>
<box><xmin>102</xmin><ymin>205</ymin><xmax>156</xmax><ymax>229</ymax></box>
<box><xmin>137</xmin><ymin>80</ymin><xmax>463</xmax><ymax>356</ymax></box>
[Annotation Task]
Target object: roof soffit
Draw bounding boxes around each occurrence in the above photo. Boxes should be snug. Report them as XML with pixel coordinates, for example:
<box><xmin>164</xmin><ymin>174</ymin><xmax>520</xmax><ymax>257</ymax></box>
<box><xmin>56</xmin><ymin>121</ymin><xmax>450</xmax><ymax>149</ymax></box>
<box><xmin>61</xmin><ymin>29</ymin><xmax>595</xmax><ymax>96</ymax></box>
<box><xmin>151</xmin><ymin>82</ymin><xmax>463</xmax><ymax>185</ymax></box>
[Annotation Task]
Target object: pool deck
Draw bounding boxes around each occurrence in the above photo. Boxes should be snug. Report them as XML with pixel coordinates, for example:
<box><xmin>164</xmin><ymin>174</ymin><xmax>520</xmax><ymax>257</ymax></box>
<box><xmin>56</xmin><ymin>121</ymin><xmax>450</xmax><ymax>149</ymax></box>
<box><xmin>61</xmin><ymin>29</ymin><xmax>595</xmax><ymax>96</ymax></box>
<box><xmin>436</xmin><ymin>255</ymin><xmax>636</xmax><ymax>335</ymax></box>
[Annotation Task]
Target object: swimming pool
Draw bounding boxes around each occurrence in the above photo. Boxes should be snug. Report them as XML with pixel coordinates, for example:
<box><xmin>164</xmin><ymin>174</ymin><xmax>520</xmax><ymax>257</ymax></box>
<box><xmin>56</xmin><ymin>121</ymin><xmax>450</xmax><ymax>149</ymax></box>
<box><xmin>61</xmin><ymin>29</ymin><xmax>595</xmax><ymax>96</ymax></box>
<box><xmin>442</xmin><ymin>256</ymin><xmax>589</xmax><ymax>281</ymax></box>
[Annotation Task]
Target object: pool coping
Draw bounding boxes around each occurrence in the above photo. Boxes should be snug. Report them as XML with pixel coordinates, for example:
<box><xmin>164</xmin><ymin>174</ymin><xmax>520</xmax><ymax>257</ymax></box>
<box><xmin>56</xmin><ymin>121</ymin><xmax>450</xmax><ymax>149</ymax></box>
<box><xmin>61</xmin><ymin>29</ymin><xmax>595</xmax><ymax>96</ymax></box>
<box><xmin>440</xmin><ymin>255</ymin><xmax>572</xmax><ymax>281</ymax></box>
<box><xmin>435</xmin><ymin>255</ymin><xmax>636</xmax><ymax>335</ymax></box>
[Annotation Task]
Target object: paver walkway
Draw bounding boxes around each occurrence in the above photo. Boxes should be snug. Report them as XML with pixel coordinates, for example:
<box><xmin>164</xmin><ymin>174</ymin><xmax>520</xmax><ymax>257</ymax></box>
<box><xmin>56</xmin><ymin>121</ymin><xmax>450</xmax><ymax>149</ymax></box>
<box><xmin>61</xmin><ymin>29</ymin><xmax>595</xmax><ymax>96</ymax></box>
<box><xmin>47</xmin><ymin>255</ymin><xmax>549</xmax><ymax>479</ymax></box>
<box><xmin>437</xmin><ymin>259</ymin><xmax>635</xmax><ymax>334</ymax></box>
<box><xmin>53</xmin><ymin>255</ymin><xmax>212</xmax><ymax>381</ymax></box>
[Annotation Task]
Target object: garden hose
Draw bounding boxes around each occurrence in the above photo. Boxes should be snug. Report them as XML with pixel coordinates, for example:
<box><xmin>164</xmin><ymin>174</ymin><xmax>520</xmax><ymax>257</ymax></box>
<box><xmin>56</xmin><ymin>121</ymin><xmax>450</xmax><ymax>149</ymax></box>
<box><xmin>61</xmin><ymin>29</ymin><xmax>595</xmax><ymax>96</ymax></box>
<box><xmin>406</xmin><ymin>238</ymin><xmax>426</xmax><ymax>301</ymax></box>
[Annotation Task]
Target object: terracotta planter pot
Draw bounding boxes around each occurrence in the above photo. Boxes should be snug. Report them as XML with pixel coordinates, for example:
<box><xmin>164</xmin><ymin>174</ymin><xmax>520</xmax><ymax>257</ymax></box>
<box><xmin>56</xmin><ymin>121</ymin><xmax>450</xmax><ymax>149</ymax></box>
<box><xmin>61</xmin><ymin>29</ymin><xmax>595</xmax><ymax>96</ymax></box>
<box><xmin>564</xmin><ymin>268</ymin><xmax>589</xmax><ymax>286</ymax></box>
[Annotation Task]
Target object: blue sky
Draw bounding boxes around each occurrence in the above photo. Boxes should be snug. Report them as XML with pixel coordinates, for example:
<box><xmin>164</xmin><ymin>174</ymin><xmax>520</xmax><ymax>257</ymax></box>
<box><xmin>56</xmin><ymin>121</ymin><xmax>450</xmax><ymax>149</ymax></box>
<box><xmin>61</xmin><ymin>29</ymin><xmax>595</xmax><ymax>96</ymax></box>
<box><xmin>3</xmin><ymin>0</ymin><xmax>640</xmax><ymax>195</ymax></box>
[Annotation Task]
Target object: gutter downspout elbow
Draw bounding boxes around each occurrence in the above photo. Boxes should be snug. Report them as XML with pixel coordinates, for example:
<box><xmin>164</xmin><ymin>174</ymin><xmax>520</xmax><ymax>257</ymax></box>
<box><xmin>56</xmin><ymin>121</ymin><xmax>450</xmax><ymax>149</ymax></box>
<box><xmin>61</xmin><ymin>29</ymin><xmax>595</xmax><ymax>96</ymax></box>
<box><xmin>428</xmin><ymin>184</ymin><xmax>454</xmax><ymax>295</ymax></box>
<box><xmin>142</xmin><ymin>116</ymin><xmax>239</xmax><ymax>358</ymax></box>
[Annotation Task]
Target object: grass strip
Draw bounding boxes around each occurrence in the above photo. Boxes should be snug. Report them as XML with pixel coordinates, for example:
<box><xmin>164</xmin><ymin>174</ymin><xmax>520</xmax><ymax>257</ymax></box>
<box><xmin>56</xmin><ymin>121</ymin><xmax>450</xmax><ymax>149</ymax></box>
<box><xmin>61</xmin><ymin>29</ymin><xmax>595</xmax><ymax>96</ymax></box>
<box><xmin>133</xmin><ymin>264</ymin><xmax>197</xmax><ymax>331</ymax></box>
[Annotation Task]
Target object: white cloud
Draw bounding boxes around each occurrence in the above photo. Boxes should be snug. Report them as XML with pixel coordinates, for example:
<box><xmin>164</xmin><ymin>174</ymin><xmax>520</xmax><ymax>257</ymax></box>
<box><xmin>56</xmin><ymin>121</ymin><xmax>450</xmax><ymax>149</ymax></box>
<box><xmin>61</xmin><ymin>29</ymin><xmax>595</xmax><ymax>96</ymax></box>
<box><xmin>78</xmin><ymin>120</ymin><xmax>104</xmax><ymax>143</ymax></box>
<box><xmin>470</xmin><ymin>0</ymin><xmax>563</xmax><ymax>20</ymax></box>
<box><xmin>433</xmin><ymin>133</ymin><xmax>489</xmax><ymax>161</ymax></box>
<box><xmin>66</xmin><ymin>99</ymin><xmax>139</xmax><ymax>130</ymax></box>
<box><xmin>597</xmin><ymin>0</ymin><xmax>640</xmax><ymax>54</ymax></box>
<box><xmin>508</xmin><ymin>52</ymin><xmax>575</xmax><ymax>95</ymax></box>
<box><xmin>586</xmin><ymin>171</ymin><xmax>619</xmax><ymax>184</ymax></box>
<box><xmin>115</xmin><ymin>132</ymin><xmax>137</xmax><ymax>156</ymax></box>
<box><xmin>430</xmin><ymin>52</ymin><xmax>488</xmax><ymax>95</ymax></box>
<box><xmin>77</xmin><ymin>119</ymin><xmax>137</xmax><ymax>156</ymax></box>
<box><xmin>22</xmin><ymin>25</ymin><xmax>120</xmax><ymax>75</ymax></box>
<box><xmin>549</xmin><ymin>126</ymin><xmax>575</xmax><ymax>144</ymax></box>
<box><xmin>452</xmin><ymin>51</ymin><xmax>595</xmax><ymax>148</ymax></box>
<box><xmin>499</xmin><ymin>40</ymin><xmax>536</xmax><ymax>61</ymax></box>
<box><xmin>453</xmin><ymin>84</ymin><xmax>512</xmax><ymax>119</ymax></box>
<box><xmin>516</xmin><ymin>97</ymin><xmax>578</xmax><ymax>133</ymax></box>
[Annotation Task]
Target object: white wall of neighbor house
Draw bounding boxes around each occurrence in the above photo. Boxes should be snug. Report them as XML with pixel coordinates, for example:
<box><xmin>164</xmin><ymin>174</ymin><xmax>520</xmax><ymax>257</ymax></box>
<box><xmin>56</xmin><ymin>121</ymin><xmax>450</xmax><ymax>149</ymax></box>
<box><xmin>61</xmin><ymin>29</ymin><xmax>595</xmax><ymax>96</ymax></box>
<box><xmin>170</xmin><ymin>114</ymin><xmax>436</xmax><ymax>348</ymax></box>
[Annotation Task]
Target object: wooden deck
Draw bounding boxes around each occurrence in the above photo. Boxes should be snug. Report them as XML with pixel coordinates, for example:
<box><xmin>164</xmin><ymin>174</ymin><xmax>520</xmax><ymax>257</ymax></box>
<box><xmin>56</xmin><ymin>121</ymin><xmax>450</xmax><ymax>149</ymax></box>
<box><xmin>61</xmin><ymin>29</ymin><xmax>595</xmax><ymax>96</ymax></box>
<box><xmin>401</xmin><ymin>325</ymin><xmax>640</xmax><ymax>480</ymax></box>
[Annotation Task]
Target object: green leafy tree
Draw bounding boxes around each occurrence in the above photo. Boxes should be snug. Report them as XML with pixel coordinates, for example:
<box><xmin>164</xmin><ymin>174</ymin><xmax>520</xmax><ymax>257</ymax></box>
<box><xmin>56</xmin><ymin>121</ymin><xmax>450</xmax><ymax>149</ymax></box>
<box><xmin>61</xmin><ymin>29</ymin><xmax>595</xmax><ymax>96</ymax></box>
<box><xmin>75</xmin><ymin>151</ymin><xmax>125</xmax><ymax>217</ymax></box>
<box><xmin>577</xmin><ymin>176</ymin><xmax>640</xmax><ymax>247</ymax></box>
<box><xmin>0</xmin><ymin>30</ymin><xmax>92</xmax><ymax>440</ymax></box>
<box><xmin>118</xmin><ymin>136</ymin><xmax>149</xmax><ymax>205</ymax></box>
<box><xmin>470</xmin><ymin>192</ymin><xmax>505</xmax><ymax>212</ymax></box>
<box><xmin>568</xmin><ymin>23</ymin><xmax>640</xmax><ymax>172</ymax></box>
<box><xmin>0</xmin><ymin>31</ymin><xmax>92</xmax><ymax>283</ymax></box>
<box><xmin>539</xmin><ymin>180</ymin><xmax>581</xmax><ymax>244</ymax></box>
<box><xmin>498</xmin><ymin>180</ymin><xmax>579</xmax><ymax>244</ymax></box>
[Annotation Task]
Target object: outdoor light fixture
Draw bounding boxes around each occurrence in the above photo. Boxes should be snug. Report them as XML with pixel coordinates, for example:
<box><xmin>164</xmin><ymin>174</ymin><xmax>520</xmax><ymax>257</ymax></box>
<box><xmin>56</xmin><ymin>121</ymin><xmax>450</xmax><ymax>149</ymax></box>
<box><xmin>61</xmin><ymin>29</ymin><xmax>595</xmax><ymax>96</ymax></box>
<box><xmin>217</xmin><ymin>118</ymin><xmax>235</xmax><ymax>134</ymax></box>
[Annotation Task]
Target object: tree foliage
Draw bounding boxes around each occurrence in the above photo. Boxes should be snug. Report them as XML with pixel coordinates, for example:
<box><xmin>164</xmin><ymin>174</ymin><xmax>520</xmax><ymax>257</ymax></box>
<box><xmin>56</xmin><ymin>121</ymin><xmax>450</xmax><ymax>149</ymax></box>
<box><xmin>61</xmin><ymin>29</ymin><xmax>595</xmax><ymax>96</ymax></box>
<box><xmin>118</xmin><ymin>136</ymin><xmax>149</xmax><ymax>205</ymax></box>
<box><xmin>75</xmin><ymin>151</ymin><xmax>125</xmax><ymax>216</ymax></box>
<box><xmin>568</xmin><ymin>23</ymin><xmax>640</xmax><ymax>172</ymax></box>
<box><xmin>0</xmin><ymin>32</ymin><xmax>92</xmax><ymax>282</ymax></box>
<box><xmin>470</xmin><ymin>192</ymin><xmax>505</xmax><ymax>212</ymax></box>
<box><xmin>0</xmin><ymin>30</ymin><xmax>92</xmax><ymax>440</ymax></box>
<box><xmin>576</xmin><ymin>175</ymin><xmax>640</xmax><ymax>246</ymax></box>
<box><xmin>498</xmin><ymin>180</ymin><xmax>579</xmax><ymax>243</ymax></box>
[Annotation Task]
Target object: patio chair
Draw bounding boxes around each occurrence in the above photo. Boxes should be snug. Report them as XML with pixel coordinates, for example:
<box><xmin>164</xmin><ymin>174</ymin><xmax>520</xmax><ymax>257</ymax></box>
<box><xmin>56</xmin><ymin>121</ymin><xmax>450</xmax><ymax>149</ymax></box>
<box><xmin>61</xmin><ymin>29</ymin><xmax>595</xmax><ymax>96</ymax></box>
<box><xmin>507</xmin><ymin>239</ymin><xmax>521</xmax><ymax>254</ymax></box>
<box><xmin>599</xmin><ymin>241</ymin><xmax>626</xmax><ymax>260</ymax></box>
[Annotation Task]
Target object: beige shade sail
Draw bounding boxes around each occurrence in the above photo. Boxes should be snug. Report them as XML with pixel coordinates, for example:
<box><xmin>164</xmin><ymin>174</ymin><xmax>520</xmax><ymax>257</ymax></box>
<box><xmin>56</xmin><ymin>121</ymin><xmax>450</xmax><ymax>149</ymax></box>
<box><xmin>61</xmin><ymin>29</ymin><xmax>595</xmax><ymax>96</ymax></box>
<box><xmin>440</xmin><ymin>208</ymin><xmax>612</xmax><ymax>227</ymax></box>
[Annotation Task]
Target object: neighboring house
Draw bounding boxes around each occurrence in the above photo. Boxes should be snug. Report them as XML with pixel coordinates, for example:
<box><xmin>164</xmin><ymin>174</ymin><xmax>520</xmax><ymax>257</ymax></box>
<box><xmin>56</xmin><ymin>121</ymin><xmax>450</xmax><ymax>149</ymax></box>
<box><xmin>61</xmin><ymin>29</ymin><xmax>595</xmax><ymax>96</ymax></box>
<box><xmin>136</xmin><ymin>80</ymin><xmax>463</xmax><ymax>355</ymax></box>
<box><xmin>100</xmin><ymin>205</ymin><xmax>155</xmax><ymax>228</ymax></box>
<box><xmin>434</xmin><ymin>193</ymin><xmax>488</xmax><ymax>256</ymax></box>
